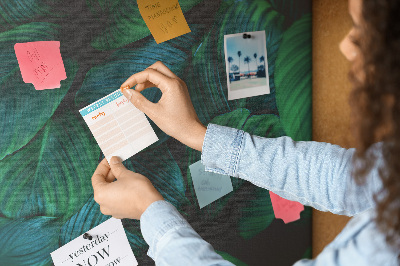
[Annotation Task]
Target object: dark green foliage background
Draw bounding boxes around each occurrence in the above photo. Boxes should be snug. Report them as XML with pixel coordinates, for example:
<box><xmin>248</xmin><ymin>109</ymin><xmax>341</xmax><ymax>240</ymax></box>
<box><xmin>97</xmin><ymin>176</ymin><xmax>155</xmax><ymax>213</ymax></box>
<box><xmin>0</xmin><ymin>0</ymin><xmax>311</xmax><ymax>265</ymax></box>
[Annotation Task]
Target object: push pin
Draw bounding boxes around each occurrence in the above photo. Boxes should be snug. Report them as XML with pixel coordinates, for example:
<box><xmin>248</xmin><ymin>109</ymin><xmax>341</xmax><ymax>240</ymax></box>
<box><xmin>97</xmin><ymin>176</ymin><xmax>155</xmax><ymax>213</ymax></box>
<box><xmin>83</xmin><ymin>233</ymin><xmax>93</xmax><ymax>240</ymax></box>
<box><xmin>243</xmin><ymin>33</ymin><xmax>252</xmax><ymax>39</ymax></box>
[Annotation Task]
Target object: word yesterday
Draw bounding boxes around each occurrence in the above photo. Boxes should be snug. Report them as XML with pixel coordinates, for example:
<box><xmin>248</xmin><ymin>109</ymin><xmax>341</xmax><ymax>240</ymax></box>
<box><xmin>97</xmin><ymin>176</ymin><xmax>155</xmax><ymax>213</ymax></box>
<box><xmin>69</xmin><ymin>233</ymin><xmax>109</xmax><ymax>260</ymax></box>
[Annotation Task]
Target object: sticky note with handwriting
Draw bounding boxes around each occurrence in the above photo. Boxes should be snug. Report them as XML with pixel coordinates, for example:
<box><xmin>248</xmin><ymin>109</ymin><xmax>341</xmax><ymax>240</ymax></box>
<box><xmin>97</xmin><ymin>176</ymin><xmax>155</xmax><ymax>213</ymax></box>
<box><xmin>137</xmin><ymin>0</ymin><xmax>191</xmax><ymax>44</ymax></box>
<box><xmin>79</xmin><ymin>90</ymin><xmax>158</xmax><ymax>162</ymax></box>
<box><xmin>269</xmin><ymin>191</ymin><xmax>304</xmax><ymax>224</ymax></box>
<box><xmin>189</xmin><ymin>161</ymin><xmax>233</xmax><ymax>208</ymax></box>
<box><xmin>14</xmin><ymin>41</ymin><xmax>67</xmax><ymax>90</ymax></box>
<box><xmin>51</xmin><ymin>218</ymin><xmax>138</xmax><ymax>266</ymax></box>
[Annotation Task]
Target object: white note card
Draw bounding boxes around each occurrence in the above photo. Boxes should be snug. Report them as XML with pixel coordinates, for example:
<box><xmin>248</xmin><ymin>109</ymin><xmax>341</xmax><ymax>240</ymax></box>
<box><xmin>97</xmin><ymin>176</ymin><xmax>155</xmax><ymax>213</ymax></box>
<box><xmin>189</xmin><ymin>160</ymin><xmax>233</xmax><ymax>208</ymax></box>
<box><xmin>79</xmin><ymin>89</ymin><xmax>158</xmax><ymax>162</ymax></box>
<box><xmin>51</xmin><ymin>218</ymin><xmax>137</xmax><ymax>266</ymax></box>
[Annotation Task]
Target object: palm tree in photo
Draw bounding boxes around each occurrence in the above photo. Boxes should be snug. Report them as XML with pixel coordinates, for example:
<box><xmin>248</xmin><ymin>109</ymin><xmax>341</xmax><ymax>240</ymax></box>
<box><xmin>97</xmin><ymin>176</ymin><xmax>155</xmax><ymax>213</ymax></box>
<box><xmin>253</xmin><ymin>53</ymin><xmax>257</xmax><ymax>71</ymax></box>
<box><xmin>228</xmin><ymin>56</ymin><xmax>233</xmax><ymax>73</ymax></box>
<box><xmin>231</xmin><ymin>64</ymin><xmax>239</xmax><ymax>73</ymax></box>
<box><xmin>260</xmin><ymin>55</ymin><xmax>266</xmax><ymax>71</ymax></box>
<box><xmin>244</xmin><ymin>56</ymin><xmax>251</xmax><ymax>78</ymax></box>
<box><xmin>237</xmin><ymin>51</ymin><xmax>242</xmax><ymax>77</ymax></box>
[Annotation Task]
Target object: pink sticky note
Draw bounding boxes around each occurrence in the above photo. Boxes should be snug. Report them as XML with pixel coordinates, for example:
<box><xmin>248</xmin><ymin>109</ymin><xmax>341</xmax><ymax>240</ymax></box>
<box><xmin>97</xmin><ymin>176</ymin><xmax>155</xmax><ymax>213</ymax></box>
<box><xmin>14</xmin><ymin>41</ymin><xmax>67</xmax><ymax>90</ymax></box>
<box><xmin>269</xmin><ymin>191</ymin><xmax>304</xmax><ymax>224</ymax></box>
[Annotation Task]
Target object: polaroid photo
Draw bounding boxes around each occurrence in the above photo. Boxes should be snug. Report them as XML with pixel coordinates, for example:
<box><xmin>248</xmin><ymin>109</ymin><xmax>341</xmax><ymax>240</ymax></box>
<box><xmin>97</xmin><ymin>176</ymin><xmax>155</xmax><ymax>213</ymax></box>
<box><xmin>224</xmin><ymin>31</ymin><xmax>270</xmax><ymax>100</ymax></box>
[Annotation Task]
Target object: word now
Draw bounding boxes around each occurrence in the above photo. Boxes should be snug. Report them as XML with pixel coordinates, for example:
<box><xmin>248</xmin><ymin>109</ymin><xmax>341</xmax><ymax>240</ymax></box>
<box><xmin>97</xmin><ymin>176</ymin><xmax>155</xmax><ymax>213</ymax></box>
<box><xmin>76</xmin><ymin>245</ymin><xmax>110</xmax><ymax>266</ymax></box>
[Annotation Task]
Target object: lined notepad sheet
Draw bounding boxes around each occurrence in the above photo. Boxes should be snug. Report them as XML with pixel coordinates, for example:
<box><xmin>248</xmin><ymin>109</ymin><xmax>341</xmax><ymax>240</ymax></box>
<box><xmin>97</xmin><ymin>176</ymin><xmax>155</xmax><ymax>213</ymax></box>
<box><xmin>79</xmin><ymin>90</ymin><xmax>158</xmax><ymax>162</ymax></box>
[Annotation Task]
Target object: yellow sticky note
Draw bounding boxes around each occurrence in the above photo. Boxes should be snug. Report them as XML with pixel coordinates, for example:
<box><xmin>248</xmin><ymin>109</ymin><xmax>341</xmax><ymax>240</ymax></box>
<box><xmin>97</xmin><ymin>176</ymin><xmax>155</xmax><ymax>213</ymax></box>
<box><xmin>137</xmin><ymin>0</ymin><xmax>191</xmax><ymax>44</ymax></box>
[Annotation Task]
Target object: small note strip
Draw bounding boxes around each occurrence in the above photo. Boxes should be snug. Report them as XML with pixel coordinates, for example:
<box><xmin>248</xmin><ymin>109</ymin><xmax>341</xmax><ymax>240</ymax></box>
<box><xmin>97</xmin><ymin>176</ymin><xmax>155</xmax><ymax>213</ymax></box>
<box><xmin>137</xmin><ymin>0</ymin><xmax>191</xmax><ymax>44</ymax></box>
<box><xmin>51</xmin><ymin>218</ymin><xmax>138</xmax><ymax>266</ymax></box>
<box><xmin>269</xmin><ymin>191</ymin><xmax>304</xmax><ymax>224</ymax></box>
<box><xmin>14</xmin><ymin>41</ymin><xmax>67</xmax><ymax>90</ymax></box>
<box><xmin>79</xmin><ymin>90</ymin><xmax>158</xmax><ymax>162</ymax></box>
<box><xmin>189</xmin><ymin>161</ymin><xmax>233</xmax><ymax>208</ymax></box>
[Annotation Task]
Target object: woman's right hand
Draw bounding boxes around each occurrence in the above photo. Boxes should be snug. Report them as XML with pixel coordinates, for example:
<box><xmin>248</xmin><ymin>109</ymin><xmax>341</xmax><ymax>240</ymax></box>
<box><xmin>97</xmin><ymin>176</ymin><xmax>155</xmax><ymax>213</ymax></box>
<box><xmin>120</xmin><ymin>61</ymin><xmax>207</xmax><ymax>151</ymax></box>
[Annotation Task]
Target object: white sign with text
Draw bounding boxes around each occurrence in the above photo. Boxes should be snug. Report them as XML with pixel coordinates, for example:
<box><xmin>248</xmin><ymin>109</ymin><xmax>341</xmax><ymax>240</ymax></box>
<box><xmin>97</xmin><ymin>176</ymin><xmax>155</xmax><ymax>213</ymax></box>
<box><xmin>51</xmin><ymin>218</ymin><xmax>137</xmax><ymax>266</ymax></box>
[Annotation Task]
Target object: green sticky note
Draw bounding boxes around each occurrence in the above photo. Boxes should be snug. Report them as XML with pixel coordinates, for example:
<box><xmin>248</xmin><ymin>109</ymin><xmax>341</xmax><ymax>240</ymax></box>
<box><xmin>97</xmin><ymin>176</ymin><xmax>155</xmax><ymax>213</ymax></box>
<box><xmin>189</xmin><ymin>161</ymin><xmax>233</xmax><ymax>208</ymax></box>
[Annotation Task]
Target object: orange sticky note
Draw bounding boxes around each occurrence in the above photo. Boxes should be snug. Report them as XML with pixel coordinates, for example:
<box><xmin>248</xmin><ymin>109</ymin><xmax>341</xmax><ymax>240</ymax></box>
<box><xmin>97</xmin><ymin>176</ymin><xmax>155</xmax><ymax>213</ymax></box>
<box><xmin>269</xmin><ymin>191</ymin><xmax>304</xmax><ymax>224</ymax></box>
<box><xmin>137</xmin><ymin>0</ymin><xmax>191</xmax><ymax>44</ymax></box>
<box><xmin>14</xmin><ymin>41</ymin><xmax>67</xmax><ymax>90</ymax></box>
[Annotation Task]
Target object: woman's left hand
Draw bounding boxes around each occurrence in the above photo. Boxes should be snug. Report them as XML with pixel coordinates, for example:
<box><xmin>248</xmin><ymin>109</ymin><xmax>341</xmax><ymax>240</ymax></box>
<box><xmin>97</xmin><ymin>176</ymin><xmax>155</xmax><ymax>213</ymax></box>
<box><xmin>91</xmin><ymin>157</ymin><xmax>164</xmax><ymax>220</ymax></box>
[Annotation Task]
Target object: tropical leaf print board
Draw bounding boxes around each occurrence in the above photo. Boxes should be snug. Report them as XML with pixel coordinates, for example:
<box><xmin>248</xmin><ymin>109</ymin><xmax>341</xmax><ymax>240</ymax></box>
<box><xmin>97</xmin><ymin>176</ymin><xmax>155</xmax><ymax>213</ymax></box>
<box><xmin>0</xmin><ymin>0</ymin><xmax>312</xmax><ymax>265</ymax></box>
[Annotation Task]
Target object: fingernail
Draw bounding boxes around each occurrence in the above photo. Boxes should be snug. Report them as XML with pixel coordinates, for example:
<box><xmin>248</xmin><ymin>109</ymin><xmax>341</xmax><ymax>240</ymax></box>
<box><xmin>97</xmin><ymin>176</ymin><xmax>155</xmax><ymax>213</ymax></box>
<box><xmin>124</xmin><ymin>89</ymin><xmax>133</xmax><ymax>100</ymax></box>
<box><xmin>120</xmin><ymin>85</ymin><xmax>130</xmax><ymax>92</ymax></box>
<box><xmin>111</xmin><ymin>156</ymin><xmax>122</xmax><ymax>164</ymax></box>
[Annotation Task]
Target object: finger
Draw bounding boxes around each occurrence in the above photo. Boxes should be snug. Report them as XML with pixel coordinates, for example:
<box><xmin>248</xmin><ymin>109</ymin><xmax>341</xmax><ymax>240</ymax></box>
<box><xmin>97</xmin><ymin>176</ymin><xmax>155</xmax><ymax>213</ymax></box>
<box><xmin>120</xmin><ymin>68</ymin><xmax>175</xmax><ymax>93</ymax></box>
<box><xmin>147</xmin><ymin>61</ymin><xmax>178</xmax><ymax>79</ymax></box>
<box><xmin>92</xmin><ymin>159</ymin><xmax>111</xmax><ymax>190</ymax></box>
<box><xmin>109</xmin><ymin>156</ymin><xmax>129</xmax><ymax>178</ymax></box>
<box><xmin>105</xmin><ymin>169</ymin><xmax>116</xmax><ymax>183</ymax></box>
<box><xmin>135</xmin><ymin>81</ymin><xmax>156</xmax><ymax>92</ymax></box>
<box><xmin>122</xmin><ymin>88</ymin><xmax>158</xmax><ymax>115</ymax></box>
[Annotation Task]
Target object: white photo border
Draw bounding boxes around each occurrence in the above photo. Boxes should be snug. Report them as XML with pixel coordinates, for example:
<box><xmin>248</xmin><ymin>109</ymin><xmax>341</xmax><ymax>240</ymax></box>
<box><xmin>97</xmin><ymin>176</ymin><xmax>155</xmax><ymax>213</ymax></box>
<box><xmin>224</xmin><ymin>30</ymin><xmax>270</xmax><ymax>100</ymax></box>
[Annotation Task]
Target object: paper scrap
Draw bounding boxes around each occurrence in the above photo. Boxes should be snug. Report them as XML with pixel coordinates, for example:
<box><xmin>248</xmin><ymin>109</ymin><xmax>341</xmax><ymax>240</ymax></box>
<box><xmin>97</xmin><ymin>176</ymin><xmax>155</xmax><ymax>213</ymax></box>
<box><xmin>189</xmin><ymin>161</ymin><xmax>233</xmax><ymax>208</ymax></box>
<box><xmin>137</xmin><ymin>0</ymin><xmax>191</xmax><ymax>44</ymax></box>
<box><xmin>269</xmin><ymin>191</ymin><xmax>304</xmax><ymax>224</ymax></box>
<box><xmin>14</xmin><ymin>41</ymin><xmax>67</xmax><ymax>90</ymax></box>
<box><xmin>79</xmin><ymin>90</ymin><xmax>158</xmax><ymax>162</ymax></box>
<box><xmin>51</xmin><ymin>218</ymin><xmax>138</xmax><ymax>266</ymax></box>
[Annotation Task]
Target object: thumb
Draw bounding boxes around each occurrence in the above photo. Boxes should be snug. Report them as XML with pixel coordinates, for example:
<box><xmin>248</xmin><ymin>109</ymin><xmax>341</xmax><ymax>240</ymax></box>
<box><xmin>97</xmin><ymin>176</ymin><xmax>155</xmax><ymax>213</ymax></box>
<box><xmin>122</xmin><ymin>88</ymin><xmax>154</xmax><ymax>114</ymax></box>
<box><xmin>110</xmin><ymin>156</ymin><xmax>129</xmax><ymax>178</ymax></box>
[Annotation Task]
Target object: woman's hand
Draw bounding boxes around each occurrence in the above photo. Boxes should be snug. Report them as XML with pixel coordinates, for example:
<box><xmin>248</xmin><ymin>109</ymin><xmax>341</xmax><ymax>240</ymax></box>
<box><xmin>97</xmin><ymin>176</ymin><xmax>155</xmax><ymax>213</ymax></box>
<box><xmin>91</xmin><ymin>157</ymin><xmax>164</xmax><ymax>220</ymax></box>
<box><xmin>120</xmin><ymin>61</ymin><xmax>206</xmax><ymax>152</ymax></box>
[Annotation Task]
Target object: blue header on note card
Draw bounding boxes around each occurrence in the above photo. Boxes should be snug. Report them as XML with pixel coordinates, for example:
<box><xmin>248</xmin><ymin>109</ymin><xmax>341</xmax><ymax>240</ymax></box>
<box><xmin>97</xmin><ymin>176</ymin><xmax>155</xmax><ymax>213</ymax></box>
<box><xmin>80</xmin><ymin>90</ymin><xmax>123</xmax><ymax>116</ymax></box>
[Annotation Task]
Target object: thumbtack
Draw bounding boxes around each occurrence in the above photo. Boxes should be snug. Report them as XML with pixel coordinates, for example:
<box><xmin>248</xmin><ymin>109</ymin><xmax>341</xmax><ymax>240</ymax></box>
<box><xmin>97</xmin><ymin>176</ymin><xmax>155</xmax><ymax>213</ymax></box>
<box><xmin>243</xmin><ymin>33</ymin><xmax>252</xmax><ymax>39</ymax></box>
<box><xmin>83</xmin><ymin>233</ymin><xmax>93</xmax><ymax>240</ymax></box>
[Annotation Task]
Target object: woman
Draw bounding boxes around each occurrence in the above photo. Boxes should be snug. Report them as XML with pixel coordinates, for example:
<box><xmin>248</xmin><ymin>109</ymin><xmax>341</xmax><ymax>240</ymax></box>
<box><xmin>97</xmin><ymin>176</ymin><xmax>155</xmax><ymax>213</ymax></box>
<box><xmin>91</xmin><ymin>0</ymin><xmax>400</xmax><ymax>264</ymax></box>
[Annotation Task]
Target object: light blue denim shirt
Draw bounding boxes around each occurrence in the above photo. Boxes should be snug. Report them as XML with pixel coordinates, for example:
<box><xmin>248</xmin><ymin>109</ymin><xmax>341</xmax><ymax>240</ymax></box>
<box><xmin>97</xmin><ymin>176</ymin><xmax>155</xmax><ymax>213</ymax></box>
<box><xmin>140</xmin><ymin>124</ymin><xmax>399</xmax><ymax>265</ymax></box>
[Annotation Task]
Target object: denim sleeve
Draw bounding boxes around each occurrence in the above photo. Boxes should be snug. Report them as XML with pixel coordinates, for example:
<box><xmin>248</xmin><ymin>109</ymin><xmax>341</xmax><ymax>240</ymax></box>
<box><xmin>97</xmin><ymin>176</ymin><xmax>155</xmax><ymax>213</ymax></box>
<box><xmin>201</xmin><ymin>124</ymin><xmax>383</xmax><ymax>216</ymax></box>
<box><xmin>140</xmin><ymin>200</ymin><xmax>234</xmax><ymax>266</ymax></box>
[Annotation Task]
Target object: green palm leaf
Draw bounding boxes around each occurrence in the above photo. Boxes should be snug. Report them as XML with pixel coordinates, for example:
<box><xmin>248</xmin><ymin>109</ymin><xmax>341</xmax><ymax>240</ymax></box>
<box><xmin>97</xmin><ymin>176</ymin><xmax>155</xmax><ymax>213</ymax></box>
<box><xmin>275</xmin><ymin>14</ymin><xmax>312</xmax><ymax>141</ymax></box>
<box><xmin>184</xmin><ymin>0</ymin><xmax>285</xmax><ymax>125</ymax></box>
<box><xmin>0</xmin><ymin>22</ymin><xmax>78</xmax><ymax>160</ymax></box>
<box><xmin>0</xmin><ymin>110</ymin><xmax>100</xmax><ymax>220</ymax></box>
<box><xmin>0</xmin><ymin>0</ymin><xmax>61</xmax><ymax>31</ymax></box>
<box><xmin>238</xmin><ymin>185</ymin><xmax>275</xmax><ymax>240</ymax></box>
<box><xmin>269</xmin><ymin>0</ymin><xmax>311</xmax><ymax>29</ymax></box>
<box><xmin>87</xmin><ymin>0</ymin><xmax>203</xmax><ymax>50</ymax></box>
<box><xmin>128</xmin><ymin>143</ymin><xmax>189</xmax><ymax>211</ymax></box>
<box><xmin>0</xmin><ymin>216</ymin><xmax>60</xmax><ymax>266</ymax></box>
<box><xmin>215</xmin><ymin>250</ymin><xmax>248</xmax><ymax>266</ymax></box>
<box><xmin>60</xmin><ymin>197</ymin><xmax>110</xmax><ymax>246</ymax></box>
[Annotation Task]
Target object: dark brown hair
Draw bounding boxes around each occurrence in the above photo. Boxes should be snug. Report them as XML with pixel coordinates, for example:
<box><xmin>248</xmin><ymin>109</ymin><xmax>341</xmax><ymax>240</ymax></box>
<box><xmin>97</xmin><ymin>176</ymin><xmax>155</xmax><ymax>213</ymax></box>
<box><xmin>350</xmin><ymin>0</ymin><xmax>400</xmax><ymax>251</ymax></box>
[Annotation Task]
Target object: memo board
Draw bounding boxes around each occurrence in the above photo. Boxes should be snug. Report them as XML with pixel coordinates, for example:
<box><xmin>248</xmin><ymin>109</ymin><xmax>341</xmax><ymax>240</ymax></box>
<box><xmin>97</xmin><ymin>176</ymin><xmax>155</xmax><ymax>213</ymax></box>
<box><xmin>0</xmin><ymin>0</ymin><xmax>312</xmax><ymax>265</ymax></box>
